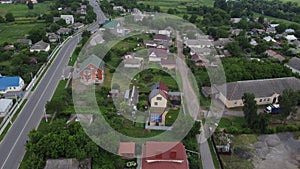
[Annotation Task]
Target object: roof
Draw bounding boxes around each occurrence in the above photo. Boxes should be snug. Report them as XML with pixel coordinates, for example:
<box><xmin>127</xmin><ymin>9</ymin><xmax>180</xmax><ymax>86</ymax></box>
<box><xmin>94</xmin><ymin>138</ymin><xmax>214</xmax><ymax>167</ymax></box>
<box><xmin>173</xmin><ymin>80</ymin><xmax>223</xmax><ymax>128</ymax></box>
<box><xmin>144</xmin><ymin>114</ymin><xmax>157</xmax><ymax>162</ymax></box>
<box><xmin>216</xmin><ymin>77</ymin><xmax>300</xmax><ymax>100</ymax></box>
<box><xmin>285</xmin><ymin>57</ymin><xmax>300</xmax><ymax>71</ymax></box>
<box><xmin>149</xmin><ymin>89</ymin><xmax>168</xmax><ymax>100</ymax></box>
<box><xmin>102</xmin><ymin>20</ymin><xmax>119</xmax><ymax>29</ymax></box>
<box><xmin>124</xmin><ymin>58</ymin><xmax>142</xmax><ymax>65</ymax></box>
<box><xmin>44</xmin><ymin>158</ymin><xmax>91</xmax><ymax>169</ymax></box>
<box><xmin>118</xmin><ymin>142</ymin><xmax>135</xmax><ymax>155</ymax></box>
<box><xmin>0</xmin><ymin>99</ymin><xmax>13</xmax><ymax>113</ymax></box>
<box><xmin>264</xmin><ymin>50</ymin><xmax>285</xmax><ymax>61</ymax></box>
<box><xmin>30</xmin><ymin>40</ymin><xmax>49</xmax><ymax>50</ymax></box>
<box><xmin>57</xmin><ymin>28</ymin><xmax>71</xmax><ymax>34</ymax></box>
<box><xmin>142</xmin><ymin>142</ymin><xmax>189</xmax><ymax>169</ymax></box>
<box><xmin>17</xmin><ymin>39</ymin><xmax>32</xmax><ymax>44</ymax></box>
<box><xmin>78</xmin><ymin>55</ymin><xmax>104</xmax><ymax>73</ymax></box>
<box><xmin>151</xmin><ymin>82</ymin><xmax>169</xmax><ymax>92</ymax></box>
<box><xmin>285</xmin><ymin>35</ymin><xmax>297</xmax><ymax>41</ymax></box>
<box><xmin>153</xmin><ymin>34</ymin><xmax>172</xmax><ymax>41</ymax></box>
<box><xmin>149</xmin><ymin>48</ymin><xmax>168</xmax><ymax>58</ymax></box>
<box><xmin>161</xmin><ymin>59</ymin><xmax>175</xmax><ymax>66</ymax></box>
<box><xmin>0</xmin><ymin>76</ymin><xmax>22</xmax><ymax>91</ymax></box>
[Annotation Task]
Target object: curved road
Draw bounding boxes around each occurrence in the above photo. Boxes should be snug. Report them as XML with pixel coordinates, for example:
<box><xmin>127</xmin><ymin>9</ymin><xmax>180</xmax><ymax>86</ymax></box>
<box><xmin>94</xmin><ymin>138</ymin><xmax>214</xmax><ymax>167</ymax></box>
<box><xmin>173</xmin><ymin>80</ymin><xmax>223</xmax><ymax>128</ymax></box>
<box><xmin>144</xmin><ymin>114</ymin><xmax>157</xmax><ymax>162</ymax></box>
<box><xmin>0</xmin><ymin>1</ymin><xmax>106</xmax><ymax>168</ymax></box>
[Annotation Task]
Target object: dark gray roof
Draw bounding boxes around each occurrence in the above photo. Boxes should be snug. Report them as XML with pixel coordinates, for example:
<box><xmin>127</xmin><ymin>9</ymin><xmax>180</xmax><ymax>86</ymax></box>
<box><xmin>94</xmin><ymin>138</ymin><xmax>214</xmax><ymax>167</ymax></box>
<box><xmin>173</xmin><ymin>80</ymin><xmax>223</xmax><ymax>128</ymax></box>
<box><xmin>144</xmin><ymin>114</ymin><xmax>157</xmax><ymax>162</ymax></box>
<box><xmin>217</xmin><ymin>77</ymin><xmax>300</xmax><ymax>100</ymax></box>
<box><xmin>285</xmin><ymin>57</ymin><xmax>300</xmax><ymax>71</ymax></box>
<box><xmin>149</xmin><ymin>89</ymin><xmax>168</xmax><ymax>101</ymax></box>
<box><xmin>30</xmin><ymin>40</ymin><xmax>49</xmax><ymax>50</ymax></box>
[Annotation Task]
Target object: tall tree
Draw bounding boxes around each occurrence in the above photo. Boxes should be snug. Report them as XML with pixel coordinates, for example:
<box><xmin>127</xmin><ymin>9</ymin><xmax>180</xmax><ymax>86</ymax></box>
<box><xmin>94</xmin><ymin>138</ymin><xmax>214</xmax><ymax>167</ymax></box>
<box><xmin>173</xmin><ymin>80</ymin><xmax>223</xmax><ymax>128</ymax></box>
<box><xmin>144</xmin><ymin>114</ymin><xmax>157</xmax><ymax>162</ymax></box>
<box><xmin>5</xmin><ymin>13</ymin><xmax>15</xmax><ymax>22</ymax></box>
<box><xmin>242</xmin><ymin>93</ymin><xmax>257</xmax><ymax>128</ymax></box>
<box><xmin>279</xmin><ymin>89</ymin><xmax>298</xmax><ymax>122</ymax></box>
<box><xmin>27</xmin><ymin>1</ymin><xmax>34</xmax><ymax>9</ymax></box>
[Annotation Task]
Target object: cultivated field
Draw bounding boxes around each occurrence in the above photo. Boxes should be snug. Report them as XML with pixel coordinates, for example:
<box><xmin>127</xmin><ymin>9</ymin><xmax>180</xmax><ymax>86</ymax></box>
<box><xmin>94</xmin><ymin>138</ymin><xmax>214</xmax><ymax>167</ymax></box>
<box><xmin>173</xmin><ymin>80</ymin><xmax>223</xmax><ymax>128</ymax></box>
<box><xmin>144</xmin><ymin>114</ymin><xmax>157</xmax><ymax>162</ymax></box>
<box><xmin>0</xmin><ymin>2</ymin><xmax>52</xmax><ymax>43</ymax></box>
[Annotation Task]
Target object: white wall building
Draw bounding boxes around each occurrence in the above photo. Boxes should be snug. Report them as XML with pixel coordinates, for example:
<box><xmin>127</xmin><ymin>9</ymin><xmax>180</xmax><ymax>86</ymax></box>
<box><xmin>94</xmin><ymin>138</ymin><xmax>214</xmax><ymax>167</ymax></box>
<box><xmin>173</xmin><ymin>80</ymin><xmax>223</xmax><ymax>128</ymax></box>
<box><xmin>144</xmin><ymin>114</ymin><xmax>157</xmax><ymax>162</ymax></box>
<box><xmin>60</xmin><ymin>15</ymin><xmax>74</xmax><ymax>25</ymax></box>
<box><xmin>0</xmin><ymin>99</ymin><xmax>13</xmax><ymax>116</ymax></box>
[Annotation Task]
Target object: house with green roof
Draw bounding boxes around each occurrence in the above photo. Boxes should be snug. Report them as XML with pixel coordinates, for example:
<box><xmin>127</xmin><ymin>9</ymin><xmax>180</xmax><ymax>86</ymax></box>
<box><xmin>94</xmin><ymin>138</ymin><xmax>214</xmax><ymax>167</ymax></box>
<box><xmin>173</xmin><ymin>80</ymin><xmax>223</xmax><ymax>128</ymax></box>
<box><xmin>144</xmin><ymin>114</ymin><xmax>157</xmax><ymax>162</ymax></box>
<box><xmin>102</xmin><ymin>20</ymin><xmax>120</xmax><ymax>29</ymax></box>
<box><xmin>78</xmin><ymin>55</ymin><xmax>104</xmax><ymax>85</ymax></box>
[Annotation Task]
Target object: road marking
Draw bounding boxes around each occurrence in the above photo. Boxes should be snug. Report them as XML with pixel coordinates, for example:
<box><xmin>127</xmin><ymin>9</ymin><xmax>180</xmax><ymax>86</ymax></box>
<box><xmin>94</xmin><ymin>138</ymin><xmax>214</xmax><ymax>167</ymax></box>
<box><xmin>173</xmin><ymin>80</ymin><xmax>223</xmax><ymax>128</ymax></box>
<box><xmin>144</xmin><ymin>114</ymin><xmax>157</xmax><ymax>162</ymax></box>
<box><xmin>0</xmin><ymin>40</ymin><xmax>75</xmax><ymax>169</ymax></box>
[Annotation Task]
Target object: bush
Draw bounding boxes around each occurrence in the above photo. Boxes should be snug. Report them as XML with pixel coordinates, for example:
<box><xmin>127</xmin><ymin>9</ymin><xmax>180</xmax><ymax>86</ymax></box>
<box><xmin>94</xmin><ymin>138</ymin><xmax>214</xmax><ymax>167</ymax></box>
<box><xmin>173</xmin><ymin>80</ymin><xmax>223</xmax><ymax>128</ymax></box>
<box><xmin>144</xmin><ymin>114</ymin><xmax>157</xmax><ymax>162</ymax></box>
<box><xmin>226</xmin><ymin>126</ymin><xmax>240</xmax><ymax>134</ymax></box>
<box><xmin>276</xmin><ymin>125</ymin><xmax>299</xmax><ymax>133</ymax></box>
<box><xmin>264</xmin><ymin>127</ymin><xmax>276</xmax><ymax>134</ymax></box>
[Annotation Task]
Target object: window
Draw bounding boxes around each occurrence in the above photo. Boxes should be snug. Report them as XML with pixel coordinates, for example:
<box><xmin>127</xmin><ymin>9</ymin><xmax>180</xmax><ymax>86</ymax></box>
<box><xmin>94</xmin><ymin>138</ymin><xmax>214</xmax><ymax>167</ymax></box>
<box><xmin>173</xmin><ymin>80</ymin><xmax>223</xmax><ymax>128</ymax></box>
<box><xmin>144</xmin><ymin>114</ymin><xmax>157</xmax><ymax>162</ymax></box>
<box><xmin>234</xmin><ymin>101</ymin><xmax>237</xmax><ymax>105</ymax></box>
<box><xmin>156</xmin><ymin>97</ymin><xmax>162</xmax><ymax>100</ymax></box>
<box><xmin>259</xmin><ymin>99</ymin><xmax>262</xmax><ymax>102</ymax></box>
<box><xmin>263</xmin><ymin>98</ymin><xmax>266</xmax><ymax>101</ymax></box>
<box><xmin>267</xmin><ymin>98</ymin><xmax>270</xmax><ymax>101</ymax></box>
<box><xmin>154</xmin><ymin>102</ymin><xmax>158</xmax><ymax>106</ymax></box>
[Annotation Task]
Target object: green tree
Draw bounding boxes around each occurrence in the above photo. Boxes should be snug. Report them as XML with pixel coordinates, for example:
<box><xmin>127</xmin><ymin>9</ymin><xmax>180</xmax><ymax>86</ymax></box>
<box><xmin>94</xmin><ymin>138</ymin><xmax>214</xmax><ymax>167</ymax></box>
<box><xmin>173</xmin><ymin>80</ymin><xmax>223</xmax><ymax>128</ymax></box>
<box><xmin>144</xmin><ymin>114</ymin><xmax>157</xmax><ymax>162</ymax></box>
<box><xmin>258</xmin><ymin>15</ymin><xmax>264</xmax><ymax>24</ymax></box>
<box><xmin>5</xmin><ymin>13</ymin><xmax>15</xmax><ymax>22</ymax></box>
<box><xmin>49</xmin><ymin>23</ymin><xmax>60</xmax><ymax>32</ymax></box>
<box><xmin>254</xmin><ymin>113</ymin><xmax>270</xmax><ymax>133</ymax></box>
<box><xmin>189</xmin><ymin>14</ymin><xmax>197</xmax><ymax>23</ymax></box>
<box><xmin>27</xmin><ymin>1</ymin><xmax>34</xmax><ymax>9</ymax></box>
<box><xmin>242</xmin><ymin>93</ymin><xmax>257</xmax><ymax>128</ymax></box>
<box><xmin>279</xmin><ymin>89</ymin><xmax>298</xmax><ymax>122</ymax></box>
<box><xmin>28</xmin><ymin>28</ymin><xmax>46</xmax><ymax>43</ymax></box>
<box><xmin>0</xmin><ymin>15</ymin><xmax>5</xmax><ymax>23</ymax></box>
<box><xmin>183</xmin><ymin>14</ymin><xmax>188</xmax><ymax>21</ymax></box>
<box><xmin>44</xmin><ymin>14</ymin><xmax>54</xmax><ymax>23</ymax></box>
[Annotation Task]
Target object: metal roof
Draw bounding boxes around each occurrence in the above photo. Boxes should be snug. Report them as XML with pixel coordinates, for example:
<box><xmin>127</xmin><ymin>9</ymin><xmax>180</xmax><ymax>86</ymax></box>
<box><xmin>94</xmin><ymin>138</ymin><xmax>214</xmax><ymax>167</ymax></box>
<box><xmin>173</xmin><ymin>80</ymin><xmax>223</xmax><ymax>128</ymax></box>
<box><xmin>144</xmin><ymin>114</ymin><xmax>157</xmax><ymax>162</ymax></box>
<box><xmin>0</xmin><ymin>76</ymin><xmax>21</xmax><ymax>91</ymax></box>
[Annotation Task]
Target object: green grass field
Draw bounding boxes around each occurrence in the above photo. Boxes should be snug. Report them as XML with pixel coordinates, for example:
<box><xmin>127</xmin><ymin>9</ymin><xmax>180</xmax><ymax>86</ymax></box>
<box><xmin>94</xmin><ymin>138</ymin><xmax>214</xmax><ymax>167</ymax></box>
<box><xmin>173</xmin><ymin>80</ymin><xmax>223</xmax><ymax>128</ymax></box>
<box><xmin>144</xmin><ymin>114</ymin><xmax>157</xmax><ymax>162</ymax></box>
<box><xmin>0</xmin><ymin>2</ymin><xmax>52</xmax><ymax>18</ymax></box>
<box><xmin>138</xmin><ymin>0</ymin><xmax>214</xmax><ymax>13</ymax></box>
<box><xmin>0</xmin><ymin>2</ymin><xmax>51</xmax><ymax>44</ymax></box>
<box><xmin>0</xmin><ymin>22</ymin><xmax>46</xmax><ymax>44</ymax></box>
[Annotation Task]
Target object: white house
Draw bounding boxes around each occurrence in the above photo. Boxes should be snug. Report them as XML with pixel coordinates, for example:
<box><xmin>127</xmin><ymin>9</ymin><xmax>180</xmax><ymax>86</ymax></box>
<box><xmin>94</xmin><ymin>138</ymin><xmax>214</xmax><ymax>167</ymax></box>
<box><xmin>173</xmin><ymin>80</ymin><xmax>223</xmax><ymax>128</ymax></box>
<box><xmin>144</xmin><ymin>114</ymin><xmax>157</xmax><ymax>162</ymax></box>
<box><xmin>30</xmin><ymin>41</ymin><xmax>50</xmax><ymax>52</ymax></box>
<box><xmin>124</xmin><ymin>58</ymin><xmax>143</xmax><ymax>69</ymax></box>
<box><xmin>148</xmin><ymin>48</ymin><xmax>167</xmax><ymax>62</ymax></box>
<box><xmin>263</xmin><ymin>36</ymin><xmax>276</xmax><ymax>43</ymax></box>
<box><xmin>285</xmin><ymin>35</ymin><xmax>297</xmax><ymax>41</ymax></box>
<box><xmin>0</xmin><ymin>76</ymin><xmax>24</xmax><ymax>94</ymax></box>
<box><xmin>0</xmin><ymin>99</ymin><xmax>13</xmax><ymax>116</ymax></box>
<box><xmin>285</xmin><ymin>29</ymin><xmax>295</xmax><ymax>33</ymax></box>
<box><xmin>60</xmin><ymin>15</ymin><xmax>74</xmax><ymax>25</ymax></box>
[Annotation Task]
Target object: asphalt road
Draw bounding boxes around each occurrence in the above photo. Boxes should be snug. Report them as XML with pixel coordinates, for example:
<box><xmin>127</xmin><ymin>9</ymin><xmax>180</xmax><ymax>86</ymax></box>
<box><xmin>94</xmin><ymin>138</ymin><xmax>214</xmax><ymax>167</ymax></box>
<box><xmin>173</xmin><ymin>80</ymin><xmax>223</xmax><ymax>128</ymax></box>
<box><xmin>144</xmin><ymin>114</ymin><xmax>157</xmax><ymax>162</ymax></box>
<box><xmin>176</xmin><ymin>32</ymin><xmax>215</xmax><ymax>169</ymax></box>
<box><xmin>0</xmin><ymin>1</ymin><xmax>106</xmax><ymax>168</ymax></box>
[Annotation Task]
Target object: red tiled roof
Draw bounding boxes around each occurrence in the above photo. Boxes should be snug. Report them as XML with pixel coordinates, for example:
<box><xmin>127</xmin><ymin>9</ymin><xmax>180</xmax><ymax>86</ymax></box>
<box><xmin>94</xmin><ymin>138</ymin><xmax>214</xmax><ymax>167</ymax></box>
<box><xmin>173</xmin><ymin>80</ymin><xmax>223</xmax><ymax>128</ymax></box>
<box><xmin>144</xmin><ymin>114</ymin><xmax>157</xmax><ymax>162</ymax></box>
<box><xmin>142</xmin><ymin>142</ymin><xmax>189</xmax><ymax>169</ymax></box>
<box><xmin>118</xmin><ymin>142</ymin><xmax>135</xmax><ymax>155</ymax></box>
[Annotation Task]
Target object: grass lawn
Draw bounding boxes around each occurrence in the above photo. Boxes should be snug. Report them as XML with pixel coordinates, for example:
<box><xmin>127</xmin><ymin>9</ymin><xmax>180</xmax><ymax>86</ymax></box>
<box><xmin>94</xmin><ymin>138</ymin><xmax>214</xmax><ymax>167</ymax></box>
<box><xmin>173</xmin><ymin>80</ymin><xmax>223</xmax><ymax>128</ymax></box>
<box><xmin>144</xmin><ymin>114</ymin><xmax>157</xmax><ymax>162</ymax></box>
<box><xmin>217</xmin><ymin>117</ymin><xmax>246</xmax><ymax>129</ymax></box>
<box><xmin>219</xmin><ymin>134</ymin><xmax>257</xmax><ymax>169</ymax></box>
<box><xmin>0</xmin><ymin>22</ymin><xmax>46</xmax><ymax>44</ymax></box>
<box><xmin>0</xmin><ymin>2</ymin><xmax>52</xmax><ymax>18</ymax></box>
<box><xmin>280</xmin><ymin>0</ymin><xmax>300</xmax><ymax>4</ymax></box>
<box><xmin>51</xmin><ymin>80</ymin><xmax>67</xmax><ymax>102</ymax></box>
<box><xmin>165</xmin><ymin>109</ymin><xmax>179</xmax><ymax>126</ymax></box>
<box><xmin>138</xmin><ymin>0</ymin><xmax>214</xmax><ymax>13</ymax></box>
<box><xmin>102</xmin><ymin>67</ymin><xmax>113</xmax><ymax>88</ymax></box>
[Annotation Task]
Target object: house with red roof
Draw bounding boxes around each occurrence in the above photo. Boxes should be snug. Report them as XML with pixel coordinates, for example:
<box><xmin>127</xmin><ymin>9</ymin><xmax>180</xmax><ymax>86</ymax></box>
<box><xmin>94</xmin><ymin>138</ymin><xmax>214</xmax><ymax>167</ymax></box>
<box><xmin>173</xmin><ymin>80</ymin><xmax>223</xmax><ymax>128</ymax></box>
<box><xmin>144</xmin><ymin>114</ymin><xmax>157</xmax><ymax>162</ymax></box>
<box><xmin>118</xmin><ymin>142</ymin><xmax>135</xmax><ymax>159</ymax></box>
<box><xmin>148</xmin><ymin>82</ymin><xmax>169</xmax><ymax>126</ymax></box>
<box><xmin>78</xmin><ymin>55</ymin><xmax>104</xmax><ymax>85</ymax></box>
<box><xmin>141</xmin><ymin>142</ymin><xmax>189</xmax><ymax>169</ymax></box>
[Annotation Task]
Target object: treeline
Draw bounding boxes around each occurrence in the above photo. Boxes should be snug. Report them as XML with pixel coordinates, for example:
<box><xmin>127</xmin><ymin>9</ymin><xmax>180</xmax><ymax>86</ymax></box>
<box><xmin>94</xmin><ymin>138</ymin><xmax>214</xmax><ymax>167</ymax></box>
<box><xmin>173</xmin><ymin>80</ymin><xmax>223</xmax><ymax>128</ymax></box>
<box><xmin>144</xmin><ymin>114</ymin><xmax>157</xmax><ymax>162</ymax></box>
<box><xmin>22</xmin><ymin>119</ymin><xmax>124</xmax><ymax>169</ymax></box>
<box><xmin>214</xmin><ymin>0</ymin><xmax>300</xmax><ymax>23</ymax></box>
<box><xmin>189</xmin><ymin>57</ymin><xmax>296</xmax><ymax>87</ymax></box>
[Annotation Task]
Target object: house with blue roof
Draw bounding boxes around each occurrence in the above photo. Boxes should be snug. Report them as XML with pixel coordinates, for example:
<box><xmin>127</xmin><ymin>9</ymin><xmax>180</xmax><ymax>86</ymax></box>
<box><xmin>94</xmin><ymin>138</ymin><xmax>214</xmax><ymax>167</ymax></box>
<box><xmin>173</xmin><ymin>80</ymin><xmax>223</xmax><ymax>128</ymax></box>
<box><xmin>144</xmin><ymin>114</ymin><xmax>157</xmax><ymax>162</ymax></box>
<box><xmin>0</xmin><ymin>76</ymin><xmax>25</xmax><ymax>94</ymax></box>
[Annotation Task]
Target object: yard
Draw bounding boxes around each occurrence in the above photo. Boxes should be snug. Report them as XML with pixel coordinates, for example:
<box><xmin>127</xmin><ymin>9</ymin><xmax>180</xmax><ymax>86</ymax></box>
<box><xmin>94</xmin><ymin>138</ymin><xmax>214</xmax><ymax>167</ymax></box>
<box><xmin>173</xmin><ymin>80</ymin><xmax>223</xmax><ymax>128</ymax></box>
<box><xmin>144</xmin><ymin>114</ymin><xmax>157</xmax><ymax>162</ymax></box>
<box><xmin>0</xmin><ymin>22</ymin><xmax>46</xmax><ymax>44</ymax></box>
<box><xmin>0</xmin><ymin>2</ymin><xmax>52</xmax><ymax>18</ymax></box>
<box><xmin>165</xmin><ymin>108</ymin><xmax>180</xmax><ymax>126</ymax></box>
<box><xmin>0</xmin><ymin>2</ymin><xmax>52</xmax><ymax>44</ymax></box>
<box><xmin>138</xmin><ymin>0</ymin><xmax>214</xmax><ymax>13</ymax></box>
